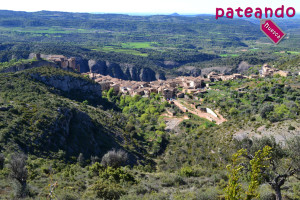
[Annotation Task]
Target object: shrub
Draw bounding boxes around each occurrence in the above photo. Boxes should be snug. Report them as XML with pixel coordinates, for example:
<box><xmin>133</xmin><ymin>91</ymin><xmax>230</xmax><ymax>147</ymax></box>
<box><xmin>196</xmin><ymin>187</ymin><xmax>220</xmax><ymax>200</ymax></box>
<box><xmin>259</xmin><ymin>104</ymin><xmax>274</xmax><ymax>119</ymax></box>
<box><xmin>259</xmin><ymin>192</ymin><xmax>276</xmax><ymax>200</ymax></box>
<box><xmin>130</xmin><ymin>184</ymin><xmax>149</xmax><ymax>195</ymax></box>
<box><xmin>9</xmin><ymin>153</ymin><xmax>29</xmax><ymax>198</ymax></box>
<box><xmin>90</xmin><ymin>180</ymin><xmax>126</xmax><ymax>200</ymax></box>
<box><xmin>82</xmin><ymin>100</ymin><xmax>89</xmax><ymax>105</ymax></box>
<box><xmin>57</xmin><ymin>193</ymin><xmax>79</xmax><ymax>200</ymax></box>
<box><xmin>120</xmin><ymin>192</ymin><xmax>169</xmax><ymax>200</ymax></box>
<box><xmin>90</xmin><ymin>155</ymin><xmax>100</xmax><ymax>164</ymax></box>
<box><xmin>161</xmin><ymin>174</ymin><xmax>185</xmax><ymax>187</ymax></box>
<box><xmin>0</xmin><ymin>153</ymin><xmax>4</xmax><ymax>170</ymax></box>
<box><xmin>88</xmin><ymin>162</ymin><xmax>104</xmax><ymax>177</ymax></box>
<box><xmin>229</xmin><ymin>107</ymin><xmax>239</xmax><ymax>116</ymax></box>
<box><xmin>77</xmin><ymin>153</ymin><xmax>85</xmax><ymax>167</ymax></box>
<box><xmin>292</xmin><ymin>181</ymin><xmax>300</xmax><ymax>200</ymax></box>
<box><xmin>99</xmin><ymin>166</ymin><xmax>135</xmax><ymax>184</ymax></box>
<box><xmin>259</xmin><ymin>185</ymin><xmax>276</xmax><ymax>200</ymax></box>
<box><xmin>179</xmin><ymin>166</ymin><xmax>195</xmax><ymax>177</ymax></box>
<box><xmin>173</xmin><ymin>191</ymin><xmax>197</xmax><ymax>200</ymax></box>
<box><xmin>101</xmin><ymin>149</ymin><xmax>128</xmax><ymax>168</ymax></box>
<box><xmin>12</xmin><ymin>181</ymin><xmax>31</xmax><ymax>199</ymax></box>
<box><xmin>288</xmin><ymin>125</ymin><xmax>296</xmax><ymax>131</ymax></box>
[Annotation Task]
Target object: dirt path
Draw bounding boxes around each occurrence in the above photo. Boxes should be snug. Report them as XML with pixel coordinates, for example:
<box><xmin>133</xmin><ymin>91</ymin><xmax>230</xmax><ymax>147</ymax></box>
<box><xmin>162</xmin><ymin>112</ymin><xmax>189</xmax><ymax>133</ymax></box>
<box><xmin>172</xmin><ymin>100</ymin><xmax>226</xmax><ymax>125</ymax></box>
<box><xmin>214</xmin><ymin>110</ymin><xmax>227</xmax><ymax>124</ymax></box>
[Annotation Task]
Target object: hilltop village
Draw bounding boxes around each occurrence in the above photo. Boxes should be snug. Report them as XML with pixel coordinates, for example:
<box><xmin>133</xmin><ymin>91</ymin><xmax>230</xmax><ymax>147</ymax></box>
<box><xmin>83</xmin><ymin>63</ymin><xmax>291</xmax><ymax>100</ymax></box>
<box><xmin>82</xmin><ymin>63</ymin><xmax>293</xmax><ymax>125</ymax></box>
<box><xmin>27</xmin><ymin>53</ymin><xmax>292</xmax><ymax>99</ymax></box>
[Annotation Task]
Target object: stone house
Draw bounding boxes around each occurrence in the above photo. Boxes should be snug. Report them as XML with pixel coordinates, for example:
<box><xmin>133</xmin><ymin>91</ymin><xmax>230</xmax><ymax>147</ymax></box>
<box><xmin>47</xmin><ymin>55</ymin><xmax>79</xmax><ymax>71</ymax></box>
<box><xmin>99</xmin><ymin>82</ymin><xmax>111</xmax><ymax>91</ymax></box>
<box><xmin>162</xmin><ymin>88</ymin><xmax>174</xmax><ymax>99</ymax></box>
<box><xmin>274</xmin><ymin>70</ymin><xmax>291</xmax><ymax>77</ymax></box>
<box><xmin>131</xmin><ymin>88</ymin><xmax>145</xmax><ymax>96</ymax></box>
<box><xmin>111</xmin><ymin>83</ymin><xmax>120</xmax><ymax>93</ymax></box>
<box><xmin>176</xmin><ymin>92</ymin><xmax>184</xmax><ymax>98</ymax></box>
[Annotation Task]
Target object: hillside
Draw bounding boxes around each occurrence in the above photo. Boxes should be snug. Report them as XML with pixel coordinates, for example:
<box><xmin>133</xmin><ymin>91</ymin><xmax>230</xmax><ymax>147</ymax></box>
<box><xmin>0</xmin><ymin>67</ymin><xmax>148</xmax><ymax>164</ymax></box>
<box><xmin>274</xmin><ymin>54</ymin><xmax>300</xmax><ymax>73</ymax></box>
<box><xmin>0</xmin><ymin>63</ymin><xmax>299</xmax><ymax>199</ymax></box>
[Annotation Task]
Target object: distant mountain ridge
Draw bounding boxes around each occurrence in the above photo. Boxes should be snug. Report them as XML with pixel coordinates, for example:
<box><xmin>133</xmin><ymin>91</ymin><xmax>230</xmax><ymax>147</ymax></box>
<box><xmin>0</xmin><ymin>9</ymin><xmax>299</xmax><ymax>80</ymax></box>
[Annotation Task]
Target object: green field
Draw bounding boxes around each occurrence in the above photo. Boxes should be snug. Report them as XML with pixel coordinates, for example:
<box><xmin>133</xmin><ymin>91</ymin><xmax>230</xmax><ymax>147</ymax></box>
<box><xmin>287</xmin><ymin>51</ymin><xmax>300</xmax><ymax>54</ymax></box>
<box><xmin>274</xmin><ymin>51</ymin><xmax>300</xmax><ymax>55</ymax></box>
<box><xmin>220</xmin><ymin>54</ymin><xmax>239</xmax><ymax>57</ymax></box>
<box><xmin>121</xmin><ymin>42</ymin><xmax>157</xmax><ymax>49</ymax></box>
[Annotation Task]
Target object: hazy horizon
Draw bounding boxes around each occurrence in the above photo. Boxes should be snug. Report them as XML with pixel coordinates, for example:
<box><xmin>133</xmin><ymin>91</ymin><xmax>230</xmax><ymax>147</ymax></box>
<box><xmin>1</xmin><ymin>0</ymin><xmax>299</xmax><ymax>15</ymax></box>
<box><xmin>0</xmin><ymin>9</ymin><xmax>214</xmax><ymax>15</ymax></box>
<box><xmin>2</xmin><ymin>10</ymin><xmax>300</xmax><ymax>18</ymax></box>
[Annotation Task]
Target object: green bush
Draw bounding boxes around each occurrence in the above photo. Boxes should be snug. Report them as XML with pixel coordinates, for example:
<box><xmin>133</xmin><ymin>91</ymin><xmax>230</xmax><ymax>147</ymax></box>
<box><xmin>195</xmin><ymin>187</ymin><xmax>220</xmax><ymax>200</ymax></box>
<box><xmin>101</xmin><ymin>149</ymin><xmax>128</xmax><ymax>168</ymax></box>
<box><xmin>57</xmin><ymin>193</ymin><xmax>79</xmax><ymax>200</ymax></box>
<box><xmin>90</xmin><ymin>180</ymin><xmax>126</xmax><ymax>200</ymax></box>
<box><xmin>288</xmin><ymin>125</ymin><xmax>296</xmax><ymax>130</ymax></box>
<box><xmin>259</xmin><ymin>185</ymin><xmax>276</xmax><ymax>200</ymax></box>
<box><xmin>260</xmin><ymin>104</ymin><xmax>274</xmax><ymax>119</ymax></box>
<box><xmin>292</xmin><ymin>181</ymin><xmax>300</xmax><ymax>200</ymax></box>
<box><xmin>120</xmin><ymin>192</ymin><xmax>169</xmax><ymax>200</ymax></box>
<box><xmin>99</xmin><ymin>166</ymin><xmax>135</xmax><ymax>184</ymax></box>
<box><xmin>229</xmin><ymin>107</ymin><xmax>239</xmax><ymax>116</ymax></box>
<box><xmin>179</xmin><ymin>166</ymin><xmax>195</xmax><ymax>177</ymax></box>
<box><xmin>0</xmin><ymin>154</ymin><xmax>4</xmax><ymax>170</ymax></box>
<box><xmin>88</xmin><ymin>162</ymin><xmax>104</xmax><ymax>177</ymax></box>
<box><xmin>161</xmin><ymin>174</ymin><xmax>185</xmax><ymax>187</ymax></box>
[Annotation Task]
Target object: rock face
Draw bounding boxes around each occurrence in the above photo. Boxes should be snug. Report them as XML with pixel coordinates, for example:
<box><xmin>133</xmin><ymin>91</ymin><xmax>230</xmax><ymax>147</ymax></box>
<box><xmin>48</xmin><ymin>107</ymin><xmax>138</xmax><ymax>164</ymax></box>
<box><xmin>236</xmin><ymin>61</ymin><xmax>252</xmax><ymax>73</ymax></box>
<box><xmin>176</xmin><ymin>66</ymin><xmax>202</xmax><ymax>77</ymax></box>
<box><xmin>88</xmin><ymin>59</ymin><xmax>161</xmax><ymax>81</ymax></box>
<box><xmin>140</xmin><ymin>67</ymin><xmax>156</xmax><ymax>81</ymax></box>
<box><xmin>123</xmin><ymin>63</ymin><xmax>139</xmax><ymax>81</ymax></box>
<box><xmin>88</xmin><ymin>60</ymin><xmax>107</xmax><ymax>74</ymax></box>
<box><xmin>201</xmin><ymin>66</ymin><xmax>233</xmax><ymax>75</ymax></box>
<box><xmin>156</xmin><ymin>72</ymin><xmax>166</xmax><ymax>80</ymax></box>
<box><xmin>106</xmin><ymin>61</ymin><xmax>126</xmax><ymax>79</ymax></box>
<box><xmin>25</xmin><ymin>53</ymin><xmax>166</xmax><ymax>81</ymax></box>
<box><xmin>50</xmin><ymin>107</ymin><xmax>103</xmax><ymax>156</ymax></box>
<box><xmin>33</xmin><ymin>106</ymin><xmax>120</xmax><ymax>158</ymax></box>
<box><xmin>0</xmin><ymin>60</ymin><xmax>59</xmax><ymax>73</ymax></box>
<box><xmin>31</xmin><ymin>74</ymin><xmax>102</xmax><ymax>98</ymax></box>
<box><xmin>76</xmin><ymin>57</ymin><xmax>89</xmax><ymax>73</ymax></box>
<box><xmin>162</xmin><ymin>61</ymin><xmax>180</xmax><ymax>69</ymax></box>
<box><xmin>6</xmin><ymin>53</ymin><xmax>166</xmax><ymax>81</ymax></box>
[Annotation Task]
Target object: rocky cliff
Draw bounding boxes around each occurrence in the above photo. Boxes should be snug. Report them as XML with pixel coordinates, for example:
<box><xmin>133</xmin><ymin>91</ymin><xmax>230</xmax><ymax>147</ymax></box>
<box><xmin>26</xmin><ymin>53</ymin><xmax>166</xmax><ymax>81</ymax></box>
<box><xmin>30</xmin><ymin>72</ymin><xmax>102</xmax><ymax>99</ymax></box>
<box><xmin>176</xmin><ymin>66</ymin><xmax>202</xmax><ymax>77</ymax></box>
<box><xmin>0</xmin><ymin>60</ymin><xmax>59</xmax><ymax>73</ymax></box>
<box><xmin>87</xmin><ymin>59</ymin><xmax>165</xmax><ymax>81</ymax></box>
<box><xmin>48</xmin><ymin>107</ymin><xmax>119</xmax><ymax>157</ymax></box>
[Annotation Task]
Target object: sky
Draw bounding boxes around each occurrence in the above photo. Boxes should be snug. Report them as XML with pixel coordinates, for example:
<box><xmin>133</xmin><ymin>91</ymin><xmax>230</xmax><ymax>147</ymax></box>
<box><xmin>1</xmin><ymin>0</ymin><xmax>299</xmax><ymax>15</ymax></box>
